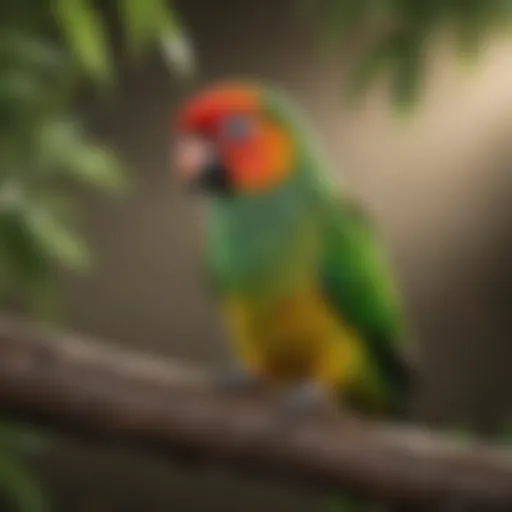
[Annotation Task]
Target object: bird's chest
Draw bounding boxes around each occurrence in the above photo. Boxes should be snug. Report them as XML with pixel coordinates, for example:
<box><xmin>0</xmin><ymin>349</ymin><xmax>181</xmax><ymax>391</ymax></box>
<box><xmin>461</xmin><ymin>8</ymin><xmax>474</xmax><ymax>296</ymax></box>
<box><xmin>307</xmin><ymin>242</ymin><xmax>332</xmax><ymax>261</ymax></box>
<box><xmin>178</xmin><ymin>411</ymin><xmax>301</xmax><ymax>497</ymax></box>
<box><xmin>222</xmin><ymin>289</ymin><xmax>344</xmax><ymax>381</ymax></box>
<box><xmin>207</xmin><ymin>187</ymin><xmax>318</xmax><ymax>292</ymax></box>
<box><xmin>210</xmin><ymin>213</ymin><xmax>305</xmax><ymax>289</ymax></box>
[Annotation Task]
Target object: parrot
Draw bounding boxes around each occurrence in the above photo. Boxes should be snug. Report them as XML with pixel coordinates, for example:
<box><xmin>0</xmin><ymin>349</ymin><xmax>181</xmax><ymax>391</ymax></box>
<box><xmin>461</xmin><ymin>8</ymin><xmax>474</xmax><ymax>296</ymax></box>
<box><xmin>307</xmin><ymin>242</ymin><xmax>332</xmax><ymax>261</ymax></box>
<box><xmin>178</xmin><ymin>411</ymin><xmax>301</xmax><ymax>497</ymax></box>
<box><xmin>171</xmin><ymin>81</ymin><xmax>413</xmax><ymax>422</ymax></box>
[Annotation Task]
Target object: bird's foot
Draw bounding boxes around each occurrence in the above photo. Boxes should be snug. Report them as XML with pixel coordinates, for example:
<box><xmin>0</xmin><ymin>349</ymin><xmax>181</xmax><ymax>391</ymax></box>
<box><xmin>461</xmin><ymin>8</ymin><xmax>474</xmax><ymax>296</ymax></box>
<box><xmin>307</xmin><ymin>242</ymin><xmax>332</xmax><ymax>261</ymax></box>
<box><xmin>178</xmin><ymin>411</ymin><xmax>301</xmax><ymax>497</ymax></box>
<box><xmin>279</xmin><ymin>381</ymin><xmax>330</xmax><ymax>423</ymax></box>
<box><xmin>215</xmin><ymin>365</ymin><xmax>264</xmax><ymax>396</ymax></box>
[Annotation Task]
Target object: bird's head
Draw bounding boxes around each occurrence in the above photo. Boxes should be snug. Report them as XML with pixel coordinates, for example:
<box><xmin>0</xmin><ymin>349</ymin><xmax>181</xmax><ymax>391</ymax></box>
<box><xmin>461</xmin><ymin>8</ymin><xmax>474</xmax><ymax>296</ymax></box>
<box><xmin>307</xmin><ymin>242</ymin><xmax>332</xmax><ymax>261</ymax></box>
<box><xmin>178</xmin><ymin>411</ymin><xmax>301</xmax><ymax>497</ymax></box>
<box><xmin>171</xmin><ymin>82</ymin><xmax>298</xmax><ymax>196</ymax></box>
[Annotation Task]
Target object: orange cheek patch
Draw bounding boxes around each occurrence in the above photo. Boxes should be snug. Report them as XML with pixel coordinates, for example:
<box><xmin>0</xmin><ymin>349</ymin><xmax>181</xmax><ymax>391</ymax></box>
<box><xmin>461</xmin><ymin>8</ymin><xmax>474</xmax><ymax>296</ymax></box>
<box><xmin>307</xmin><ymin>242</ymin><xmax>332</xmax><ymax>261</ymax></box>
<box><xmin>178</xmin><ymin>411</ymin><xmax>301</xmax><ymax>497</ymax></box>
<box><xmin>226</xmin><ymin>123</ymin><xmax>294</xmax><ymax>193</ymax></box>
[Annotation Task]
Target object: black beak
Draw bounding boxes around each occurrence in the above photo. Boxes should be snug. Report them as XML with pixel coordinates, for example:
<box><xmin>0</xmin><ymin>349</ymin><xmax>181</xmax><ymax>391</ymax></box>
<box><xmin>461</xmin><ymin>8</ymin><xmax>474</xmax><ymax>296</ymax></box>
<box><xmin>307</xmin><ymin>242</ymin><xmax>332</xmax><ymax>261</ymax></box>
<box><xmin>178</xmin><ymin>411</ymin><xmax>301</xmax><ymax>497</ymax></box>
<box><xmin>173</xmin><ymin>135</ymin><xmax>232</xmax><ymax>195</ymax></box>
<box><xmin>191</xmin><ymin>156</ymin><xmax>231</xmax><ymax>194</ymax></box>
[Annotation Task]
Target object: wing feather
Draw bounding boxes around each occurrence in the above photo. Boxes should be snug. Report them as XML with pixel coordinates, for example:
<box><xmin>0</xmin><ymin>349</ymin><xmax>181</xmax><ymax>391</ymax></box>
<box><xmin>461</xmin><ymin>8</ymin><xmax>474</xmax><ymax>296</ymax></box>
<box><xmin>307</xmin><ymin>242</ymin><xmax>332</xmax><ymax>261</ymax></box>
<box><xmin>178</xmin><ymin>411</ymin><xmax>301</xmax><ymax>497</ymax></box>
<box><xmin>318</xmin><ymin>196</ymin><xmax>412</xmax><ymax>414</ymax></box>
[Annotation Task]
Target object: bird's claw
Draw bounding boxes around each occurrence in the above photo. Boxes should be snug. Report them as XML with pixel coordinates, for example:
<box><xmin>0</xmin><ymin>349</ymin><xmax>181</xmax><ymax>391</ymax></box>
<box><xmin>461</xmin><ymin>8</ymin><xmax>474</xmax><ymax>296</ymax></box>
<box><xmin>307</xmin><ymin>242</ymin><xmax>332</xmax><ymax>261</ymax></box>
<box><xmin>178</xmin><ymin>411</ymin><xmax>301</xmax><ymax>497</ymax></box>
<box><xmin>280</xmin><ymin>381</ymin><xmax>328</xmax><ymax>423</ymax></box>
<box><xmin>215</xmin><ymin>365</ymin><xmax>263</xmax><ymax>395</ymax></box>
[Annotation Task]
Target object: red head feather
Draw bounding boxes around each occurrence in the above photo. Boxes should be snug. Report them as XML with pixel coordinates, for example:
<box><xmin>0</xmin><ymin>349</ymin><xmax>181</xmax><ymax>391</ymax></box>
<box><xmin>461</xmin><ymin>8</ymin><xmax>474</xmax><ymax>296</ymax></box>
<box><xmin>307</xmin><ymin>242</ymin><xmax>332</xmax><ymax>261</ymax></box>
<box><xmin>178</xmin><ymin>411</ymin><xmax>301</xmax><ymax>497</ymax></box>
<box><xmin>176</xmin><ymin>84</ymin><xmax>259</xmax><ymax>136</ymax></box>
<box><xmin>174</xmin><ymin>83</ymin><xmax>293</xmax><ymax>193</ymax></box>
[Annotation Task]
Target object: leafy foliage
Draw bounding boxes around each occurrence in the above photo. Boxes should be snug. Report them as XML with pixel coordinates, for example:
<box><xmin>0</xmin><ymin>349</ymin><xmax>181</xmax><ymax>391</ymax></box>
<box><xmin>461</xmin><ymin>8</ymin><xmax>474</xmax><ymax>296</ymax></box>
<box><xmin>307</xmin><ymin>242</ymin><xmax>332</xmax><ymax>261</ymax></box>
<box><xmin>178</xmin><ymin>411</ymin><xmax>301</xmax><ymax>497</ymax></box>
<box><xmin>0</xmin><ymin>421</ymin><xmax>48</xmax><ymax>512</ymax></box>
<box><xmin>0</xmin><ymin>0</ymin><xmax>194</xmax><ymax>316</ymax></box>
<box><xmin>0</xmin><ymin>1</ymin><xmax>193</xmax><ymax>510</ymax></box>
<box><xmin>0</xmin><ymin>32</ymin><xmax>103</xmax><ymax>313</ymax></box>
<box><xmin>304</xmin><ymin>0</ymin><xmax>512</xmax><ymax>110</ymax></box>
<box><xmin>51</xmin><ymin>0</ymin><xmax>194</xmax><ymax>83</ymax></box>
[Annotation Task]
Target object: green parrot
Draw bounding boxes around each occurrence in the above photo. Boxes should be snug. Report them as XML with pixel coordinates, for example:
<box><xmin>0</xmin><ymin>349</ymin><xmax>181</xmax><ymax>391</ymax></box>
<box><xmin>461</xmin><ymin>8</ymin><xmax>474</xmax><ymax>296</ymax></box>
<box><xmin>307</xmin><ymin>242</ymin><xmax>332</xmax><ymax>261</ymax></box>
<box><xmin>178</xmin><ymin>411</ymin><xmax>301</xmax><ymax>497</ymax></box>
<box><xmin>172</xmin><ymin>81</ymin><xmax>413</xmax><ymax>421</ymax></box>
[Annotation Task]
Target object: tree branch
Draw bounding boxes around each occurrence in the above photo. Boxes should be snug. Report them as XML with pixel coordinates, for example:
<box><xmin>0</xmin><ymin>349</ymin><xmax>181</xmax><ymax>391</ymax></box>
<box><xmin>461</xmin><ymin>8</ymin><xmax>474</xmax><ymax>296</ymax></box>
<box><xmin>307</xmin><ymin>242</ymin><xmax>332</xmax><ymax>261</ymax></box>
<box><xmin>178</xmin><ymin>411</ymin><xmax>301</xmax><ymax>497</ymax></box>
<box><xmin>0</xmin><ymin>316</ymin><xmax>510</xmax><ymax>510</ymax></box>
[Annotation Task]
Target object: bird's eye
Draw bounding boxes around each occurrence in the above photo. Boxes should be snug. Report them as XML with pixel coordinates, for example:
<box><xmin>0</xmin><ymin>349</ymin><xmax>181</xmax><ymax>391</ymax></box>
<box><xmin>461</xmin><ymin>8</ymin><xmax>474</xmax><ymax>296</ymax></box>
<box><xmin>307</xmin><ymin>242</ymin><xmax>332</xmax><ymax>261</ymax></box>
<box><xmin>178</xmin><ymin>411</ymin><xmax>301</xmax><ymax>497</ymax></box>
<box><xmin>221</xmin><ymin>115</ymin><xmax>253</xmax><ymax>141</ymax></box>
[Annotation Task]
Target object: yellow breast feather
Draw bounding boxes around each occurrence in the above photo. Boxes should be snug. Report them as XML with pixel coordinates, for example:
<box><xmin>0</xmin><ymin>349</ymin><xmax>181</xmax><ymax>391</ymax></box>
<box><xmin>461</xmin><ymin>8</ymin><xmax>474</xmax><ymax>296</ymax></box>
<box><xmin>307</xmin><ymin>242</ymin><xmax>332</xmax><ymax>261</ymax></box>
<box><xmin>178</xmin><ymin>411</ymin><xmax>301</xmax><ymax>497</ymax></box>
<box><xmin>221</xmin><ymin>286</ymin><xmax>364</xmax><ymax>389</ymax></box>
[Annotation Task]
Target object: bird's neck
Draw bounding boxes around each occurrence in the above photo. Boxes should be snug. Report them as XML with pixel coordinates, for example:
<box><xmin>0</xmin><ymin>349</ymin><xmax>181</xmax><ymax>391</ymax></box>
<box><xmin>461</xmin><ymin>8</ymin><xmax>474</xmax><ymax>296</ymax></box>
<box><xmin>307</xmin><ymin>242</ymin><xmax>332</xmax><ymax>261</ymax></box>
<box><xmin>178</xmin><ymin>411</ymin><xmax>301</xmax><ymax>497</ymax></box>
<box><xmin>206</xmin><ymin>164</ymin><xmax>330</xmax><ymax>295</ymax></box>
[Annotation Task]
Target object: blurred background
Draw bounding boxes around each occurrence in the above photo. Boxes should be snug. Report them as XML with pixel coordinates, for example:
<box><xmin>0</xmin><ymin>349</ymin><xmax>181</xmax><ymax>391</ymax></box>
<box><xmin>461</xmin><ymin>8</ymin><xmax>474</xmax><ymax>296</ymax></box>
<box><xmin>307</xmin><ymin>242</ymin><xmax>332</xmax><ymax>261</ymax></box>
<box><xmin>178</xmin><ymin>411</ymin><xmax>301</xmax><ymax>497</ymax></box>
<box><xmin>1</xmin><ymin>0</ymin><xmax>511</xmax><ymax>510</ymax></box>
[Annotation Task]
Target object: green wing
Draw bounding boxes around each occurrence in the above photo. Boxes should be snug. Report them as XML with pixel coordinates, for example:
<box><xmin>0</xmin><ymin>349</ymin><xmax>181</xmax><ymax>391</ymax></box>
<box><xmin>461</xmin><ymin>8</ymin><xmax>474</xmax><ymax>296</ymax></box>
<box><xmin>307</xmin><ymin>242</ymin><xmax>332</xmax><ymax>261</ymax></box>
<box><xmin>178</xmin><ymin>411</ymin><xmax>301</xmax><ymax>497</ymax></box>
<box><xmin>319</xmin><ymin>196</ymin><xmax>412</xmax><ymax>416</ymax></box>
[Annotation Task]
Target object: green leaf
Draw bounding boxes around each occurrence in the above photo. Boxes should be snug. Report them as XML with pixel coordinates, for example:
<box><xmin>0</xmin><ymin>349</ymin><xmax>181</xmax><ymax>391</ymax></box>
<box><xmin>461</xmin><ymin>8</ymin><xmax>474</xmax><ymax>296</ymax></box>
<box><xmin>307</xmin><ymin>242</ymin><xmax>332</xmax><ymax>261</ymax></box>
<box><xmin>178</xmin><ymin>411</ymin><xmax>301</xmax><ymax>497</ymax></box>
<box><xmin>456</xmin><ymin>3</ymin><xmax>487</xmax><ymax>62</ymax></box>
<box><xmin>117</xmin><ymin>0</ymin><xmax>194</xmax><ymax>76</ymax></box>
<box><xmin>52</xmin><ymin>0</ymin><xmax>112</xmax><ymax>83</ymax></box>
<box><xmin>0</xmin><ymin>70</ymin><xmax>46</xmax><ymax>131</ymax></box>
<box><xmin>157</xmin><ymin>7</ymin><xmax>195</xmax><ymax>78</ymax></box>
<box><xmin>118</xmin><ymin>0</ymin><xmax>154</xmax><ymax>57</ymax></box>
<box><xmin>0</xmin><ymin>453</ymin><xmax>48</xmax><ymax>512</ymax></box>
<box><xmin>344</xmin><ymin>28</ymin><xmax>426</xmax><ymax>113</ymax></box>
<box><xmin>67</xmin><ymin>145</ymin><xmax>127</xmax><ymax>191</ymax></box>
<box><xmin>160</xmin><ymin>28</ymin><xmax>195</xmax><ymax>79</ymax></box>
<box><xmin>0</xmin><ymin>208</ymin><xmax>51</xmax><ymax>281</ymax></box>
<box><xmin>0</xmin><ymin>32</ymin><xmax>66</xmax><ymax>76</ymax></box>
<box><xmin>0</xmin><ymin>194</ymin><xmax>89</xmax><ymax>274</ymax></box>
<box><xmin>38</xmin><ymin>119</ymin><xmax>127</xmax><ymax>191</ymax></box>
<box><xmin>320</xmin><ymin>0</ymin><xmax>370</xmax><ymax>51</ymax></box>
<box><xmin>23</xmin><ymin>206</ymin><xmax>90</xmax><ymax>271</ymax></box>
<box><xmin>390</xmin><ymin>32</ymin><xmax>426</xmax><ymax>112</ymax></box>
<box><xmin>117</xmin><ymin>0</ymin><xmax>166</xmax><ymax>58</ymax></box>
<box><xmin>345</xmin><ymin>38</ymin><xmax>394</xmax><ymax>105</ymax></box>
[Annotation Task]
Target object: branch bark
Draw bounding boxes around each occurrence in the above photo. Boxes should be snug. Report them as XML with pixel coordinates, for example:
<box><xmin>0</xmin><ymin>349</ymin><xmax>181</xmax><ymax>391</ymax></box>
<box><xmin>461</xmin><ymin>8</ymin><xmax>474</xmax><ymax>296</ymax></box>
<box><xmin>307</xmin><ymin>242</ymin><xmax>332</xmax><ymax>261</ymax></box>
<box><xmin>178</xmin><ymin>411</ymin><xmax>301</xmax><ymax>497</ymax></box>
<box><xmin>0</xmin><ymin>316</ymin><xmax>511</xmax><ymax>511</ymax></box>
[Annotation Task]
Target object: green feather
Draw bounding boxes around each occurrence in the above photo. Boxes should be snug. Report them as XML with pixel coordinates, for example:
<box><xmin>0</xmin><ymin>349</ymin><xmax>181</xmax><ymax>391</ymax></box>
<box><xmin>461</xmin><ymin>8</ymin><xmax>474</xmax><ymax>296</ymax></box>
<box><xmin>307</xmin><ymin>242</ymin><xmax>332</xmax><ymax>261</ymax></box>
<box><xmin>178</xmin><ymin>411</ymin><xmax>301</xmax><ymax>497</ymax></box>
<box><xmin>318</xmin><ymin>197</ymin><xmax>411</xmax><ymax>415</ymax></box>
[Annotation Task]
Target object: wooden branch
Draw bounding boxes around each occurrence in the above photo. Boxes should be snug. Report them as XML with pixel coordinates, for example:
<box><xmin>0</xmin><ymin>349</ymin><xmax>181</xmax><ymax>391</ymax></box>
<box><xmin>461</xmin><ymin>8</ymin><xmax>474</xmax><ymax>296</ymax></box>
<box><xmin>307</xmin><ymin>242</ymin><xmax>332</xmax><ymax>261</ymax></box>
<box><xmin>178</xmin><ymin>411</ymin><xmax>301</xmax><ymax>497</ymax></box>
<box><xmin>0</xmin><ymin>316</ymin><xmax>511</xmax><ymax>511</ymax></box>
